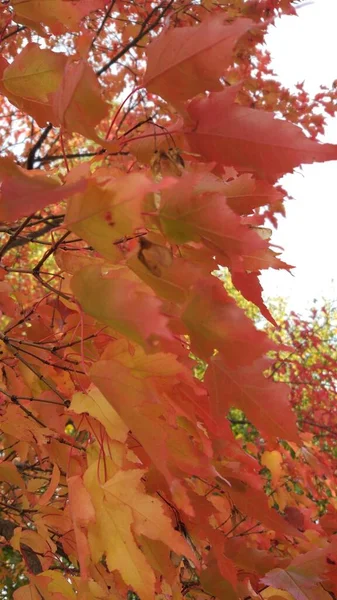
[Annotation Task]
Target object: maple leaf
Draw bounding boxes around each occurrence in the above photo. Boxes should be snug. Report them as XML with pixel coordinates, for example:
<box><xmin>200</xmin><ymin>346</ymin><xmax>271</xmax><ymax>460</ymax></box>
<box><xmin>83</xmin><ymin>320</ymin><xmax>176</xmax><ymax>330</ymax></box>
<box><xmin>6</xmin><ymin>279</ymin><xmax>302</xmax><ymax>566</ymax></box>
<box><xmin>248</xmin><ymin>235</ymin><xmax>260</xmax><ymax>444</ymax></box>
<box><xmin>127</xmin><ymin>249</ymin><xmax>207</xmax><ymax>306</ymax></box>
<box><xmin>84</xmin><ymin>463</ymin><xmax>195</xmax><ymax>600</ymax></box>
<box><xmin>205</xmin><ymin>355</ymin><xmax>300</xmax><ymax>442</ymax></box>
<box><xmin>0</xmin><ymin>404</ymin><xmax>56</xmax><ymax>446</ymax></box>
<box><xmin>223</xmin><ymin>537</ymin><xmax>289</xmax><ymax>577</ymax></box>
<box><xmin>14</xmin><ymin>570</ymin><xmax>78</xmax><ymax>600</ymax></box>
<box><xmin>71</xmin><ymin>264</ymin><xmax>171</xmax><ymax>348</ymax></box>
<box><xmin>223</xmin><ymin>174</ymin><xmax>285</xmax><ymax>215</ymax></box>
<box><xmin>231</xmin><ymin>271</ymin><xmax>277</xmax><ymax>326</ymax></box>
<box><xmin>55</xmin><ymin>247</ymin><xmax>105</xmax><ymax>277</ymax></box>
<box><xmin>261</xmin><ymin>451</ymin><xmax>283</xmax><ymax>487</ymax></box>
<box><xmin>236</xmin><ymin>246</ymin><xmax>293</xmax><ymax>272</ymax></box>
<box><xmin>216</xmin><ymin>475</ymin><xmax>303</xmax><ymax>539</ymax></box>
<box><xmin>11</xmin><ymin>528</ymin><xmax>56</xmax><ymax>573</ymax></box>
<box><xmin>182</xmin><ymin>278</ymin><xmax>274</xmax><ymax>363</ymax></box>
<box><xmin>103</xmin><ymin>469</ymin><xmax>193</xmax><ymax>556</ymax></box>
<box><xmin>183</xmin><ymin>86</ymin><xmax>337</xmax><ymax>181</ymax></box>
<box><xmin>129</xmin><ymin>119</ymin><xmax>188</xmax><ymax>168</ymax></box>
<box><xmin>90</xmin><ymin>339</ymin><xmax>215</xmax><ymax>485</ymax></box>
<box><xmin>0</xmin><ymin>44</ymin><xmax>66</xmax><ymax>126</ymax></box>
<box><xmin>159</xmin><ymin>173</ymin><xmax>267</xmax><ymax>266</ymax></box>
<box><xmin>0</xmin><ymin>157</ymin><xmax>86</xmax><ymax>221</ymax></box>
<box><xmin>261</xmin><ymin>590</ymin><xmax>298</xmax><ymax>600</ymax></box>
<box><xmin>37</xmin><ymin>464</ymin><xmax>60</xmax><ymax>507</ymax></box>
<box><xmin>65</xmin><ymin>173</ymin><xmax>153</xmax><ymax>261</ymax></box>
<box><xmin>70</xmin><ymin>386</ymin><xmax>129</xmax><ymax>443</ymax></box>
<box><xmin>52</xmin><ymin>58</ymin><xmax>109</xmax><ymax>140</ymax></box>
<box><xmin>144</xmin><ymin>15</ymin><xmax>253</xmax><ymax>107</ymax></box>
<box><xmin>68</xmin><ymin>474</ymin><xmax>96</xmax><ymax>579</ymax></box>
<box><xmin>0</xmin><ymin>280</ymin><xmax>17</xmax><ymax>317</ymax></box>
<box><xmin>262</xmin><ymin>548</ymin><xmax>332</xmax><ymax>600</ymax></box>
<box><xmin>138</xmin><ymin>536</ymin><xmax>177</xmax><ymax>585</ymax></box>
<box><xmin>199</xmin><ymin>556</ymin><xmax>240</xmax><ymax>600</ymax></box>
<box><xmin>0</xmin><ymin>462</ymin><xmax>26</xmax><ymax>490</ymax></box>
<box><xmin>12</xmin><ymin>0</ymin><xmax>107</xmax><ymax>35</ymax></box>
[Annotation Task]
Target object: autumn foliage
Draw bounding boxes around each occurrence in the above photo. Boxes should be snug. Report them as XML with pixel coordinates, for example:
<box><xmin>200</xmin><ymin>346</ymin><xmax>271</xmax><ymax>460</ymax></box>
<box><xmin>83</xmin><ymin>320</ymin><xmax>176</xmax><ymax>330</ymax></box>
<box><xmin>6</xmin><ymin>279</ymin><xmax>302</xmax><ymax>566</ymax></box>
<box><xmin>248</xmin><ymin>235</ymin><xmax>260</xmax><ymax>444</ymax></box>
<box><xmin>1</xmin><ymin>1</ymin><xmax>337</xmax><ymax>599</ymax></box>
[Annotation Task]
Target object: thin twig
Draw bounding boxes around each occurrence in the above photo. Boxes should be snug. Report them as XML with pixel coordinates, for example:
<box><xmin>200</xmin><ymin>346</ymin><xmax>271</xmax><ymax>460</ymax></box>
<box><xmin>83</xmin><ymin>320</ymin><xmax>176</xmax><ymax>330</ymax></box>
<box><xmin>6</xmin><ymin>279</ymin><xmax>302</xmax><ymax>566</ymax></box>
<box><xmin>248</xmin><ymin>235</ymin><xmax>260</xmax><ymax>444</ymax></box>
<box><xmin>0</xmin><ymin>215</ymin><xmax>34</xmax><ymax>259</ymax></box>
<box><xmin>0</xmin><ymin>25</ymin><xmax>26</xmax><ymax>43</ymax></box>
<box><xmin>0</xmin><ymin>216</ymin><xmax>64</xmax><ymax>253</ymax></box>
<box><xmin>91</xmin><ymin>0</ymin><xmax>116</xmax><ymax>48</ymax></box>
<box><xmin>97</xmin><ymin>0</ymin><xmax>174</xmax><ymax>76</ymax></box>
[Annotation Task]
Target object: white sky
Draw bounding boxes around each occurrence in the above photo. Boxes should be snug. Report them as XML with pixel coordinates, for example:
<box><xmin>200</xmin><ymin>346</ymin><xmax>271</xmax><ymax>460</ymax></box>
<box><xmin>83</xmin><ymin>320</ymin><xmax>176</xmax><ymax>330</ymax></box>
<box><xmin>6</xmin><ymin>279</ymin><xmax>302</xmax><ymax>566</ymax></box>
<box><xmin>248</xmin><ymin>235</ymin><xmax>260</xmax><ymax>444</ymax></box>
<box><xmin>260</xmin><ymin>0</ymin><xmax>337</xmax><ymax>311</ymax></box>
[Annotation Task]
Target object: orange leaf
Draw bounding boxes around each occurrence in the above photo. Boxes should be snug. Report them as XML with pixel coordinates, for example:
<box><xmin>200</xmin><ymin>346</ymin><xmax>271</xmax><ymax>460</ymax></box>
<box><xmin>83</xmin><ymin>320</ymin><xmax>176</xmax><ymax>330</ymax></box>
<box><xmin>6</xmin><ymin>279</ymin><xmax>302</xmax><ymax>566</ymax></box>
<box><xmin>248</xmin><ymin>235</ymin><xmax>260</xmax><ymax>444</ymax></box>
<box><xmin>261</xmin><ymin>451</ymin><xmax>283</xmax><ymax>487</ymax></box>
<box><xmin>223</xmin><ymin>174</ymin><xmax>285</xmax><ymax>215</ymax></box>
<box><xmin>184</xmin><ymin>86</ymin><xmax>337</xmax><ymax>181</ymax></box>
<box><xmin>159</xmin><ymin>173</ymin><xmax>266</xmax><ymax>266</ymax></box>
<box><xmin>262</xmin><ymin>547</ymin><xmax>332</xmax><ymax>600</ymax></box>
<box><xmin>0</xmin><ymin>44</ymin><xmax>66</xmax><ymax>126</ymax></box>
<box><xmin>65</xmin><ymin>173</ymin><xmax>153</xmax><ymax>261</ymax></box>
<box><xmin>0</xmin><ymin>157</ymin><xmax>86</xmax><ymax>221</ymax></box>
<box><xmin>103</xmin><ymin>469</ymin><xmax>194</xmax><ymax>559</ymax></box>
<box><xmin>37</xmin><ymin>463</ymin><xmax>60</xmax><ymax>507</ymax></box>
<box><xmin>90</xmin><ymin>340</ymin><xmax>215</xmax><ymax>484</ymax></box>
<box><xmin>182</xmin><ymin>278</ymin><xmax>274</xmax><ymax>363</ymax></box>
<box><xmin>144</xmin><ymin>15</ymin><xmax>253</xmax><ymax>107</ymax></box>
<box><xmin>231</xmin><ymin>271</ymin><xmax>278</xmax><ymax>326</ymax></box>
<box><xmin>218</xmin><ymin>476</ymin><xmax>302</xmax><ymax>538</ymax></box>
<box><xmin>70</xmin><ymin>386</ymin><xmax>129</xmax><ymax>443</ymax></box>
<box><xmin>261</xmin><ymin>590</ymin><xmax>295</xmax><ymax>600</ymax></box>
<box><xmin>68</xmin><ymin>474</ymin><xmax>96</xmax><ymax>579</ymax></box>
<box><xmin>0</xmin><ymin>461</ymin><xmax>26</xmax><ymax>490</ymax></box>
<box><xmin>52</xmin><ymin>58</ymin><xmax>109</xmax><ymax>140</ymax></box>
<box><xmin>12</xmin><ymin>0</ymin><xmax>107</xmax><ymax>35</ymax></box>
<box><xmin>206</xmin><ymin>355</ymin><xmax>300</xmax><ymax>442</ymax></box>
<box><xmin>84</xmin><ymin>462</ymin><xmax>191</xmax><ymax>600</ymax></box>
<box><xmin>199</xmin><ymin>556</ymin><xmax>239</xmax><ymax>600</ymax></box>
<box><xmin>71</xmin><ymin>265</ymin><xmax>171</xmax><ymax>348</ymax></box>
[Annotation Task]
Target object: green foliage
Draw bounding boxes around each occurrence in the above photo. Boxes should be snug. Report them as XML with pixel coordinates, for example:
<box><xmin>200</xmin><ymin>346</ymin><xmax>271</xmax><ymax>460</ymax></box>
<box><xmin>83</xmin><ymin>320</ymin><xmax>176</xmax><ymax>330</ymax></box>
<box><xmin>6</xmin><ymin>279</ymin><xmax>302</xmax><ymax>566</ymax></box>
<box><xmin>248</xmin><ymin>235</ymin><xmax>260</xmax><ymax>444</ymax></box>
<box><xmin>0</xmin><ymin>546</ymin><xmax>27</xmax><ymax>600</ymax></box>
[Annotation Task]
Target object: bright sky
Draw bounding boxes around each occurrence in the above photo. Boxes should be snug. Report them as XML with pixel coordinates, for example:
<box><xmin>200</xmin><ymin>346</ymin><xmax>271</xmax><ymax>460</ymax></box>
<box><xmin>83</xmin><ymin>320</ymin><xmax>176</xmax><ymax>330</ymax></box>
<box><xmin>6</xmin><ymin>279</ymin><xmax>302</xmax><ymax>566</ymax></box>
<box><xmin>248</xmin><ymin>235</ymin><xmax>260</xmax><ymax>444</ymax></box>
<box><xmin>260</xmin><ymin>0</ymin><xmax>337</xmax><ymax>311</ymax></box>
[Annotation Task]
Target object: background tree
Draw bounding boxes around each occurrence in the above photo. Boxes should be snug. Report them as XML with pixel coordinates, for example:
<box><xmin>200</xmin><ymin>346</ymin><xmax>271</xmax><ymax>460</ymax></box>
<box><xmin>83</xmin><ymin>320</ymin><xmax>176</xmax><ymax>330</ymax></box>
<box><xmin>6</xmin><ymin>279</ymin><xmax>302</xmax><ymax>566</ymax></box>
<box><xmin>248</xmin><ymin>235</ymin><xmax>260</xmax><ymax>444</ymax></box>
<box><xmin>1</xmin><ymin>2</ymin><xmax>337</xmax><ymax>600</ymax></box>
<box><xmin>269</xmin><ymin>300</ymin><xmax>337</xmax><ymax>468</ymax></box>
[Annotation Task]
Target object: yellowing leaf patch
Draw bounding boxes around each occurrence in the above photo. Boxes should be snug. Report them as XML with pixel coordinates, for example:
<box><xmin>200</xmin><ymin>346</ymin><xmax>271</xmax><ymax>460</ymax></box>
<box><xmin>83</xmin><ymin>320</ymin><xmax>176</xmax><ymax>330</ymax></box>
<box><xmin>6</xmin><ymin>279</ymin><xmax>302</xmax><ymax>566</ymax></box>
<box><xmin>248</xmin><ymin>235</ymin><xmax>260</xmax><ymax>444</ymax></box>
<box><xmin>84</xmin><ymin>464</ymin><xmax>195</xmax><ymax>600</ymax></box>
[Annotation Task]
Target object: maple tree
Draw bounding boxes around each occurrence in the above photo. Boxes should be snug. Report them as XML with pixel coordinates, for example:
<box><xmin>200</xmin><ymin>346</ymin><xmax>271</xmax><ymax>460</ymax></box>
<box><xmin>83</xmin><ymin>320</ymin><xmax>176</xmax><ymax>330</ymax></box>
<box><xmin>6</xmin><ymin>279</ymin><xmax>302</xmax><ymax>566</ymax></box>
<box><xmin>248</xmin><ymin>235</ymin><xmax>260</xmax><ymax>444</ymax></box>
<box><xmin>1</xmin><ymin>1</ymin><xmax>337</xmax><ymax>599</ymax></box>
<box><xmin>268</xmin><ymin>301</ymin><xmax>337</xmax><ymax>455</ymax></box>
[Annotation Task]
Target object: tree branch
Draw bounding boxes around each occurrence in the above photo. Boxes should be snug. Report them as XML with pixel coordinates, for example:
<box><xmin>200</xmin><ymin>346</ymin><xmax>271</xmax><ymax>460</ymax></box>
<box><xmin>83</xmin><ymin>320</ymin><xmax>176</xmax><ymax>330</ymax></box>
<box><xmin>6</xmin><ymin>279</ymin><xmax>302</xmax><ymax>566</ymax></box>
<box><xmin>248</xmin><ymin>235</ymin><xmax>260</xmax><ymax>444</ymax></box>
<box><xmin>97</xmin><ymin>0</ymin><xmax>174</xmax><ymax>76</ymax></box>
<box><xmin>1</xmin><ymin>25</ymin><xmax>26</xmax><ymax>43</ymax></box>
<box><xmin>91</xmin><ymin>0</ymin><xmax>116</xmax><ymax>48</ymax></box>
<box><xmin>35</xmin><ymin>149</ymin><xmax>128</xmax><ymax>165</ymax></box>
<box><xmin>0</xmin><ymin>215</ymin><xmax>64</xmax><ymax>254</ymax></box>
<box><xmin>26</xmin><ymin>123</ymin><xmax>53</xmax><ymax>170</ymax></box>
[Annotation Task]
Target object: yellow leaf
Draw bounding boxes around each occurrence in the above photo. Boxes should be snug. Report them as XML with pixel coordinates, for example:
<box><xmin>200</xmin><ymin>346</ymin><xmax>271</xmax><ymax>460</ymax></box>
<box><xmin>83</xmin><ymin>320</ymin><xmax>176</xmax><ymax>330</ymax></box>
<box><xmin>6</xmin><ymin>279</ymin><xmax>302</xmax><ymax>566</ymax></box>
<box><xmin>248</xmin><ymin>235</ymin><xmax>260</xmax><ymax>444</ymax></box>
<box><xmin>103</xmin><ymin>469</ymin><xmax>194</xmax><ymax>559</ymax></box>
<box><xmin>261</xmin><ymin>589</ymin><xmax>294</xmax><ymax>599</ymax></box>
<box><xmin>261</xmin><ymin>450</ymin><xmax>283</xmax><ymax>485</ymax></box>
<box><xmin>71</xmin><ymin>265</ymin><xmax>170</xmax><ymax>348</ymax></box>
<box><xmin>65</xmin><ymin>173</ymin><xmax>152</xmax><ymax>261</ymax></box>
<box><xmin>11</xmin><ymin>528</ymin><xmax>56</xmax><ymax>556</ymax></box>
<box><xmin>70</xmin><ymin>386</ymin><xmax>128</xmax><ymax>442</ymax></box>
<box><xmin>44</xmin><ymin>570</ymin><xmax>77</xmax><ymax>599</ymax></box>
<box><xmin>3</xmin><ymin>43</ymin><xmax>65</xmax><ymax>101</ymax></box>
<box><xmin>12</xmin><ymin>0</ymin><xmax>106</xmax><ymax>34</ymax></box>
<box><xmin>84</xmin><ymin>464</ymin><xmax>195</xmax><ymax>600</ymax></box>
<box><xmin>84</xmin><ymin>462</ymin><xmax>155</xmax><ymax>600</ymax></box>
<box><xmin>0</xmin><ymin>461</ymin><xmax>25</xmax><ymax>490</ymax></box>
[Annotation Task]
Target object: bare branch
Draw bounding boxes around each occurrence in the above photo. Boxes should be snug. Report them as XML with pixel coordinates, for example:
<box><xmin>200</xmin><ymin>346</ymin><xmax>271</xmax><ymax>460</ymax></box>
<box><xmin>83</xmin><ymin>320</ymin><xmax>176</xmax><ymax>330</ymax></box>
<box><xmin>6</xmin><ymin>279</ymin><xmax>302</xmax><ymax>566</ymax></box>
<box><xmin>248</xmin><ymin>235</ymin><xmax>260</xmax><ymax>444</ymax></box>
<box><xmin>97</xmin><ymin>0</ymin><xmax>174</xmax><ymax>76</ymax></box>
<box><xmin>26</xmin><ymin>123</ymin><xmax>53</xmax><ymax>170</ymax></box>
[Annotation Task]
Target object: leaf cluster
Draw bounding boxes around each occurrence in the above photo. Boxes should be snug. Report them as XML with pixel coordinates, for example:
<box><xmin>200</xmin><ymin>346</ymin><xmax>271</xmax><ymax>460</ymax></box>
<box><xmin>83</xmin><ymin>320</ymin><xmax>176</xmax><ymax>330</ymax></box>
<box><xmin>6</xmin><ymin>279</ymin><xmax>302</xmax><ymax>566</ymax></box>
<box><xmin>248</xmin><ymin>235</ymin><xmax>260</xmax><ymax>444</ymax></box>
<box><xmin>0</xmin><ymin>2</ymin><xmax>336</xmax><ymax>600</ymax></box>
